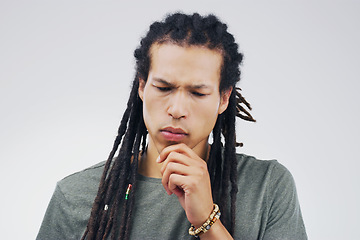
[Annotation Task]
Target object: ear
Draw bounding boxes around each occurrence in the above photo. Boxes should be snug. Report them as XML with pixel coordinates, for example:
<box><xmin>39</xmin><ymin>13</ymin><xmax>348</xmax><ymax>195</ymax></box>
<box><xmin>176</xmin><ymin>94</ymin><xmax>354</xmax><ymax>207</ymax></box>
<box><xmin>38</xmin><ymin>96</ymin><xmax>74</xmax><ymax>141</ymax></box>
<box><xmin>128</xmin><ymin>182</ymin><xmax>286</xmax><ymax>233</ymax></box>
<box><xmin>218</xmin><ymin>87</ymin><xmax>232</xmax><ymax>114</ymax></box>
<box><xmin>138</xmin><ymin>78</ymin><xmax>146</xmax><ymax>101</ymax></box>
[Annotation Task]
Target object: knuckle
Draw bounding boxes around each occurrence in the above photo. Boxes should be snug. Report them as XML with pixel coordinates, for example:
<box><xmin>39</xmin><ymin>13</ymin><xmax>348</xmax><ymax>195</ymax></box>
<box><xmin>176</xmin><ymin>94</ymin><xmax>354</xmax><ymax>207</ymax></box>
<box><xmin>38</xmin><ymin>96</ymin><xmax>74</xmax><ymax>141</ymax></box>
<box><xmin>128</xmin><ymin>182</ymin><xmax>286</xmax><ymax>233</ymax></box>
<box><xmin>161</xmin><ymin>175</ymin><xmax>168</xmax><ymax>185</ymax></box>
<box><xmin>168</xmin><ymin>174</ymin><xmax>176</xmax><ymax>185</ymax></box>
<box><xmin>188</xmin><ymin>178</ymin><xmax>198</xmax><ymax>190</ymax></box>
<box><xmin>167</xmin><ymin>161</ymin><xmax>174</xmax><ymax>170</ymax></box>
<box><xmin>168</xmin><ymin>151</ymin><xmax>177</xmax><ymax>160</ymax></box>
<box><xmin>179</xmin><ymin>143</ymin><xmax>187</xmax><ymax>148</ymax></box>
<box><xmin>198</xmin><ymin>161</ymin><xmax>207</xmax><ymax>170</ymax></box>
<box><xmin>197</xmin><ymin>166</ymin><xmax>209</xmax><ymax>179</ymax></box>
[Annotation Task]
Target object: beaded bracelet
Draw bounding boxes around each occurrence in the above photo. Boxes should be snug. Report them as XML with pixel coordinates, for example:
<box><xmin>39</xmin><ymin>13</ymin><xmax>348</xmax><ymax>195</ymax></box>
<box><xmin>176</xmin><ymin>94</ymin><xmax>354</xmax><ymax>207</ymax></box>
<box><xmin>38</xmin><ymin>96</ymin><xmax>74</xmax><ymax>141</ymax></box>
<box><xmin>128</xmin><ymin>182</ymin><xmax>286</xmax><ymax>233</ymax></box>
<box><xmin>188</xmin><ymin>203</ymin><xmax>221</xmax><ymax>238</ymax></box>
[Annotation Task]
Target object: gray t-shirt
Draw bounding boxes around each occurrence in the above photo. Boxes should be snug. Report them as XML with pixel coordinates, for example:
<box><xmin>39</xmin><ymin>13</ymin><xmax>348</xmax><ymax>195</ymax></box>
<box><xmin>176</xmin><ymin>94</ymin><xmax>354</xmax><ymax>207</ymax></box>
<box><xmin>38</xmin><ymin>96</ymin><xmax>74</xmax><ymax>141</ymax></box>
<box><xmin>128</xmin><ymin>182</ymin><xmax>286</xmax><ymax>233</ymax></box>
<box><xmin>37</xmin><ymin>154</ymin><xmax>307</xmax><ymax>240</ymax></box>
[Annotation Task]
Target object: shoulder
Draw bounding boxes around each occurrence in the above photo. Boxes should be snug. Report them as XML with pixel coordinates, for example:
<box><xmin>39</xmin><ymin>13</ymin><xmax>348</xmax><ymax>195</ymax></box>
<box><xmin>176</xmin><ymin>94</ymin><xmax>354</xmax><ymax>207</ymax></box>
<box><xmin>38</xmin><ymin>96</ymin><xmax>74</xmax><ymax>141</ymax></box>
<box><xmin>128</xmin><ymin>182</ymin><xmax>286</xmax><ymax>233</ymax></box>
<box><xmin>235</xmin><ymin>153</ymin><xmax>292</xmax><ymax>181</ymax></box>
<box><xmin>234</xmin><ymin>153</ymin><xmax>297</xmax><ymax>199</ymax></box>
<box><xmin>56</xmin><ymin>161</ymin><xmax>106</xmax><ymax>200</ymax></box>
<box><xmin>235</xmin><ymin>153</ymin><xmax>301</xmax><ymax>217</ymax></box>
<box><xmin>232</xmin><ymin>154</ymin><xmax>307</xmax><ymax>239</ymax></box>
<box><xmin>37</xmin><ymin>161</ymin><xmax>107</xmax><ymax>240</ymax></box>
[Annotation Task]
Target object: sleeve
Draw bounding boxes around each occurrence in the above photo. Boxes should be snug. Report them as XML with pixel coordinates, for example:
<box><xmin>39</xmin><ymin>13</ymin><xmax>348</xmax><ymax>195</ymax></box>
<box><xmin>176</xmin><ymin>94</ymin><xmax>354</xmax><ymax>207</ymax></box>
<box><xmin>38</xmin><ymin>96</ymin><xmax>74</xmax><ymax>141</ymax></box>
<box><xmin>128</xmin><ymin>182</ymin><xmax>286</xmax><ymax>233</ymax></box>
<box><xmin>263</xmin><ymin>162</ymin><xmax>307</xmax><ymax>240</ymax></box>
<box><xmin>36</xmin><ymin>184</ymin><xmax>80</xmax><ymax>240</ymax></box>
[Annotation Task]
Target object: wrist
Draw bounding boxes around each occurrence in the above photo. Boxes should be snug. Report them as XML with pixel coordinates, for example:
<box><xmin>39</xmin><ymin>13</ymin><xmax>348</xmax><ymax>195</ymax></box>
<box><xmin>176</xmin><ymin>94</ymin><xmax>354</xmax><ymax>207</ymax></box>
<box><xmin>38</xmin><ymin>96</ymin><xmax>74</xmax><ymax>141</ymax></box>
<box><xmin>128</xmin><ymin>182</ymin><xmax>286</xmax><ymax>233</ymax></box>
<box><xmin>192</xmin><ymin>203</ymin><xmax>215</xmax><ymax>229</ymax></box>
<box><xmin>189</xmin><ymin>204</ymin><xmax>221</xmax><ymax>238</ymax></box>
<box><xmin>199</xmin><ymin>219</ymin><xmax>233</xmax><ymax>240</ymax></box>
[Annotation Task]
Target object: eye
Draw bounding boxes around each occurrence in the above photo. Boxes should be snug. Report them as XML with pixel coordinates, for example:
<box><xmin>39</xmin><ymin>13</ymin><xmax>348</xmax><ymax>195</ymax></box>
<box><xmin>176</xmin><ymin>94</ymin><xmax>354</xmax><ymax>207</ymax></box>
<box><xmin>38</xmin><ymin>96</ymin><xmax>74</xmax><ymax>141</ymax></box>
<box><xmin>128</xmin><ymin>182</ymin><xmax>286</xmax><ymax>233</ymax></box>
<box><xmin>156</xmin><ymin>86</ymin><xmax>172</xmax><ymax>92</ymax></box>
<box><xmin>191</xmin><ymin>91</ymin><xmax>206</xmax><ymax>97</ymax></box>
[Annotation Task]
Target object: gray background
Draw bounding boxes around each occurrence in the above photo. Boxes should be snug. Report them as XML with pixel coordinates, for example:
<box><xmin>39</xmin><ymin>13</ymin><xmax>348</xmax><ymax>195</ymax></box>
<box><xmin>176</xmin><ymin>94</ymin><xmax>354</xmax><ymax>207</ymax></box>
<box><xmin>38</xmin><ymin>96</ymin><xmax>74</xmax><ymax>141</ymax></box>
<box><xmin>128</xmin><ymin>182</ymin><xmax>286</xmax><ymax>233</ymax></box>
<box><xmin>1</xmin><ymin>1</ymin><xmax>359</xmax><ymax>239</ymax></box>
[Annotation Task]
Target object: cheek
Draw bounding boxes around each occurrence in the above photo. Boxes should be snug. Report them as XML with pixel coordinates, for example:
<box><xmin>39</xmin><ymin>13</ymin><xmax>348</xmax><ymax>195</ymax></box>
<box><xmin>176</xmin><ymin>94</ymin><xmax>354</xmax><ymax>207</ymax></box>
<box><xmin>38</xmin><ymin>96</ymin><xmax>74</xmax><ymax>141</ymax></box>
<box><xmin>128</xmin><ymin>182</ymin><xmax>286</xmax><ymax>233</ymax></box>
<box><xmin>143</xmin><ymin>100</ymin><xmax>154</xmax><ymax>123</ymax></box>
<box><xmin>142</xmin><ymin>93</ymin><xmax>162</xmax><ymax>126</ymax></box>
<box><xmin>201</xmin><ymin>99</ymin><xmax>220</xmax><ymax>118</ymax></box>
<box><xmin>195</xmin><ymin>100</ymin><xmax>220</xmax><ymax>127</ymax></box>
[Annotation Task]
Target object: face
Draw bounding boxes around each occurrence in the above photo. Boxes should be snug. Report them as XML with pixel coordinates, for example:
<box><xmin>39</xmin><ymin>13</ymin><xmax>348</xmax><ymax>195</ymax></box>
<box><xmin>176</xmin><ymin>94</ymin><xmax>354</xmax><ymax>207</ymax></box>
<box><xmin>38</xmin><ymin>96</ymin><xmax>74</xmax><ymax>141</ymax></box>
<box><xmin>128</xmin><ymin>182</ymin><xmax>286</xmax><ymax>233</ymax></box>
<box><xmin>138</xmin><ymin>43</ymin><xmax>231</xmax><ymax>157</ymax></box>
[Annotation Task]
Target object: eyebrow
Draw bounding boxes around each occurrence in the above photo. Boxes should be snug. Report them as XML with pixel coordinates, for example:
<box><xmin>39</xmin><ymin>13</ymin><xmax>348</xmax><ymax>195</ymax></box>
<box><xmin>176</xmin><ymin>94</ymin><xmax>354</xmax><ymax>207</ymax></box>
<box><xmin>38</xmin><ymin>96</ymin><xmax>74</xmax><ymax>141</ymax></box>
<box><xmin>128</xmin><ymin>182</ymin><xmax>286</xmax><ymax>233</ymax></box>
<box><xmin>153</xmin><ymin>78</ymin><xmax>212</xmax><ymax>90</ymax></box>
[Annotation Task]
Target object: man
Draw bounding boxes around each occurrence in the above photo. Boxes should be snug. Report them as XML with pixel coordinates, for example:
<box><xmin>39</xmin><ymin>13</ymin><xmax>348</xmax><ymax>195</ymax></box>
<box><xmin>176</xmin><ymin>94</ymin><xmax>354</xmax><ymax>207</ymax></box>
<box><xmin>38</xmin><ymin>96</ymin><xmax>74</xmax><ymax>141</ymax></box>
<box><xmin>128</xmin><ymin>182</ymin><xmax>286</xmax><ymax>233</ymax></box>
<box><xmin>37</xmin><ymin>13</ymin><xmax>307</xmax><ymax>239</ymax></box>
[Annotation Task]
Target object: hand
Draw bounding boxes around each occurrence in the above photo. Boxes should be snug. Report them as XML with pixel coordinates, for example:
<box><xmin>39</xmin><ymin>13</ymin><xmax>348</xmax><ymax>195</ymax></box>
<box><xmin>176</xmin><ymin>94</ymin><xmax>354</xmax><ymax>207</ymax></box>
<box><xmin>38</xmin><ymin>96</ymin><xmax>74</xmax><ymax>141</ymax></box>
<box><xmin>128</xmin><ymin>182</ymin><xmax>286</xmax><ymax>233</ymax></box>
<box><xmin>157</xmin><ymin>143</ymin><xmax>214</xmax><ymax>227</ymax></box>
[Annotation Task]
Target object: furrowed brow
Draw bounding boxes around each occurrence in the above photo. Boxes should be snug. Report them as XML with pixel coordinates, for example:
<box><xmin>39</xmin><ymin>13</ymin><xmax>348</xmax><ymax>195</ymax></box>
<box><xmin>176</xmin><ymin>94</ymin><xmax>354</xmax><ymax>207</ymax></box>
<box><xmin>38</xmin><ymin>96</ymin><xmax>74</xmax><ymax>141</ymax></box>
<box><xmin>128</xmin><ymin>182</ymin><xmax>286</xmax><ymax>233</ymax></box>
<box><xmin>153</xmin><ymin>78</ymin><xmax>175</xmax><ymax>87</ymax></box>
<box><xmin>188</xmin><ymin>84</ymin><xmax>211</xmax><ymax>90</ymax></box>
<box><xmin>153</xmin><ymin>77</ymin><xmax>211</xmax><ymax>90</ymax></box>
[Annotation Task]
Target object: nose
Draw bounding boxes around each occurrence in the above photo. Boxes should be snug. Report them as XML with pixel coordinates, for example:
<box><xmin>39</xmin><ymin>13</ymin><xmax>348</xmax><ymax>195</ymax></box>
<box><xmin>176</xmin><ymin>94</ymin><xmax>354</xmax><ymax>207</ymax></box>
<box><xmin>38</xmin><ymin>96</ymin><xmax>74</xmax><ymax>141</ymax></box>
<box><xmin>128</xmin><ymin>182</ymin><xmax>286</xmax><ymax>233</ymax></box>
<box><xmin>167</xmin><ymin>90</ymin><xmax>188</xmax><ymax>119</ymax></box>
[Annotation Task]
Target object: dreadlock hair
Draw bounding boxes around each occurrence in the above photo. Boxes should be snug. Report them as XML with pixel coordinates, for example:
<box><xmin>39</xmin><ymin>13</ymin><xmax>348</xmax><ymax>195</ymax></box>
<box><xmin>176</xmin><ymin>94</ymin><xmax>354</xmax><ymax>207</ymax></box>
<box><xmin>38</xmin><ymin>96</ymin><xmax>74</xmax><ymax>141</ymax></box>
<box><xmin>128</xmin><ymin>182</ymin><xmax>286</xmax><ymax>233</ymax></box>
<box><xmin>82</xmin><ymin>12</ymin><xmax>255</xmax><ymax>240</ymax></box>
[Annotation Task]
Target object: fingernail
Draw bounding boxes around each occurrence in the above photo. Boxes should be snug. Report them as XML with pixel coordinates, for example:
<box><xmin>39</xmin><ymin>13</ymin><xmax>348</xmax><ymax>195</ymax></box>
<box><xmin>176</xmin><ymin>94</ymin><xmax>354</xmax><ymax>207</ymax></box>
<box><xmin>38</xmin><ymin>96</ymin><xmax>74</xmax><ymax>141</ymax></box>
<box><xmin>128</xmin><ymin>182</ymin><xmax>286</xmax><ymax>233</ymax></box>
<box><xmin>156</xmin><ymin>156</ymin><xmax>160</xmax><ymax>163</ymax></box>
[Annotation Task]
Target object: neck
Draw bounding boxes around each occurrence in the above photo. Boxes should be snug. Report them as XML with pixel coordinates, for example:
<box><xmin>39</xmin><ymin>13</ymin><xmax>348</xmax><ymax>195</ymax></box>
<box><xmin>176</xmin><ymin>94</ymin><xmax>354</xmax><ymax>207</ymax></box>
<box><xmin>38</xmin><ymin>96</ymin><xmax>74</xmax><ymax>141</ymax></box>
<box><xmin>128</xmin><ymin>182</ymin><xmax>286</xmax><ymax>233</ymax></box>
<box><xmin>138</xmin><ymin>144</ymin><xmax>163</xmax><ymax>178</ymax></box>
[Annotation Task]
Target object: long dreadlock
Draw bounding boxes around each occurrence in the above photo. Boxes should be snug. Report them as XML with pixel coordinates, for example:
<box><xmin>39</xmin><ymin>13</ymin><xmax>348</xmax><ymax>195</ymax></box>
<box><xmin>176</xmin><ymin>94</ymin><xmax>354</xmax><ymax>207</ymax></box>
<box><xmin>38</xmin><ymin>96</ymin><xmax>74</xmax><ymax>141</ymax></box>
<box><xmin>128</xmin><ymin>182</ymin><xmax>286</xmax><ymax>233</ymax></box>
<box><xmin>82</xmin><ymin>12</ymin><xmax>255</xmax><ymax>240</ymax></box>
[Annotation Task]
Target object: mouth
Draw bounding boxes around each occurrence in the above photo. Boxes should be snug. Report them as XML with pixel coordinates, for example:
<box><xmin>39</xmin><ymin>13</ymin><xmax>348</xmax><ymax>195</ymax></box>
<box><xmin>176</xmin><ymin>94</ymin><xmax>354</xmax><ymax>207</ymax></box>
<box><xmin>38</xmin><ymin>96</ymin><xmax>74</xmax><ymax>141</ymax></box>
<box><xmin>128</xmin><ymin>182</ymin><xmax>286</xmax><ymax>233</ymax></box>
<box><xmin>160</xmin><ymin>127</ymin><xmax>188</xmax><ymax>142</ymax></box>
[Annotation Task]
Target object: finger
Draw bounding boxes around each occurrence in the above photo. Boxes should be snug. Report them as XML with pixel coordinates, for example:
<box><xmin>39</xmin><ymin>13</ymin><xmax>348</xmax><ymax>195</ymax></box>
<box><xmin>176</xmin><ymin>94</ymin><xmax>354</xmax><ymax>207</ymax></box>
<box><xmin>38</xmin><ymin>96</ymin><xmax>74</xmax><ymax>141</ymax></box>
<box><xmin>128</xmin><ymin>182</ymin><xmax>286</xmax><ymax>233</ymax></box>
<box><xmin>161</xmin><ymin>161</ymin><xmax>191</xmax><ymax>195</ymax></box>
<box><xmin>168</xmin><ymin>174</ymin><xmax>188</xmax><ymax>198</ymax></box>
<box><xmin>160</xmin><ymin>151</ymin><xmax>191</xmax><ymax>175</ymax></box>
<box><xmin>156</xmin><ymin>143</ymin><xmax>191</xmax><ymax>163</ymax></box>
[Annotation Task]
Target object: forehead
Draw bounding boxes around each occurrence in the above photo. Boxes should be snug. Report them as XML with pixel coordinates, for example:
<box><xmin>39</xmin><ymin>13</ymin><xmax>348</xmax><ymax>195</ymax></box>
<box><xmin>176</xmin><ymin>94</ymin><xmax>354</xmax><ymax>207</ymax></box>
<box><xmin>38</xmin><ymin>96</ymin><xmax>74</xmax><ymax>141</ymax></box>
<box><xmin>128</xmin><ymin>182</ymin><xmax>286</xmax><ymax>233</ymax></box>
<box><xmin>148</xmin><ymin>43</ymin><xmax>223</xmax><ymax>86</ymax></box>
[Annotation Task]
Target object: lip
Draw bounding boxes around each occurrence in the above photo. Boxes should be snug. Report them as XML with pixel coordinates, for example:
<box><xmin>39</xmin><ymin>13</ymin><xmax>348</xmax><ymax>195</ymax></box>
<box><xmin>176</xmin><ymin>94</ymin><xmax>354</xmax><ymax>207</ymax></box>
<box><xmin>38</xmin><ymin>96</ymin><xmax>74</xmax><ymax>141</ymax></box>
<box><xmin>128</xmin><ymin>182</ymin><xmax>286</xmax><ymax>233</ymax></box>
<box><xmin>160</xmin><ymin>127</ymin><xmax>188</xmax><ymax>141</ymax></box>
<box><xmin>161</xmin><ymin>127</ymin><xmax>188</xmax><ymax>134</ymax></box>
